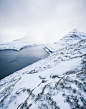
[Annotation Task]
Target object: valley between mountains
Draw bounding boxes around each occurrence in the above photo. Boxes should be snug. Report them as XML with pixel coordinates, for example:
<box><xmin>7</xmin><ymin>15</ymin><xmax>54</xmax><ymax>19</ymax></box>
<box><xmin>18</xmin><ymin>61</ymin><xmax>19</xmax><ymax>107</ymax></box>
<box><xmin>0</xmin><ymin>29</ymin><xmax>86</xmax><ymax>109</ymax></box>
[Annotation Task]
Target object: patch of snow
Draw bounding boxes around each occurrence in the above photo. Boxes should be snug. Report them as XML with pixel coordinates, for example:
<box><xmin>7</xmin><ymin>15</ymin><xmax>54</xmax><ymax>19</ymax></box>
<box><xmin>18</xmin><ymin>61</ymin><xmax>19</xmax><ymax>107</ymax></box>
<box><xmin>40</xmin><ymin>57</ymin><xmax>82</xmax><ymax>78</ymax></box>
<box><xmin>52</xmin><ymin>92</ymin><xmax>70</xmax><ymax>109</ymax></box>
<box><xmin>8</xmin><ymin>91</ymin><xmax>28</xmax><ymax>109</ymax></box>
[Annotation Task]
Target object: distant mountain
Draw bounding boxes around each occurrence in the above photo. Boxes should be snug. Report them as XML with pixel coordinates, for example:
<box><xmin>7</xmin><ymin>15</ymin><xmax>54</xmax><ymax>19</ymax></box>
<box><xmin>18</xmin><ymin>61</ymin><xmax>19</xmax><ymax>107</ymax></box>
<box><xmin>45</xmin><ymin>29</ymin><xmax>86</xmax><ymax>53</ymax></box>
<box><xmin>0</xmin><ymin>35</ymin><xmax>42</xmax><ymax>51</ymax></box>
<box><xmin>62</xmin><ymin>29</ymin><xmax>86</xmax><ymax>40</ymax></box>
<box><xmin>62</xmin><ymin>29</ymin><xmax>82</xmax><ymax>40</ymax></box>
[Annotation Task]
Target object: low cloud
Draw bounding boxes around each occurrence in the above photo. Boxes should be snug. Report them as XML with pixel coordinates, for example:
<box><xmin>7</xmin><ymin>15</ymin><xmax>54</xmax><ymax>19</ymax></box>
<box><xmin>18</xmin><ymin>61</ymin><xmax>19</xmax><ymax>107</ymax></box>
<box><xmin>0</xmin><ymin>0</ymin><xmax>86</xmax><ymax>43</ymax></box>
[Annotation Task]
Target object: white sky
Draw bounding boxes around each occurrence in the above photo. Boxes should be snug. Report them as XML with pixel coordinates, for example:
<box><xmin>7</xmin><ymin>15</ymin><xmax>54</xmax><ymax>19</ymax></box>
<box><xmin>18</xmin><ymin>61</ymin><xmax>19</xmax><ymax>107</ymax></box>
<box><xmin>0</xmin><ymin>0</ymin><xmax>86</xmax><ymax>44</ymax></box>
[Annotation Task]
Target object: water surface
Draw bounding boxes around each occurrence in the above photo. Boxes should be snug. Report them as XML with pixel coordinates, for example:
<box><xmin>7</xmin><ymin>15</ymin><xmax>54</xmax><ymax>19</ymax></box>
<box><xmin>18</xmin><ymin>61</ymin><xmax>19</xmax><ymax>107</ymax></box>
<box><xmin>0</xmin><ymin>45</ymin><xmax>48</xmax><ymax>80</ymax></box>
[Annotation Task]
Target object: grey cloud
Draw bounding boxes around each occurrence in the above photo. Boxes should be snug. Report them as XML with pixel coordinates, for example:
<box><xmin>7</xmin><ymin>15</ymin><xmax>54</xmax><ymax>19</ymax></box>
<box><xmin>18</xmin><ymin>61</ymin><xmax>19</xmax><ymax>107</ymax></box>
<box><xmin>0</xmin><ymin>0</ymin><xmax>86</xmax><ymax>43</ymax></box>
<box><xmin>0</xmin><ymin>0</ymin><xmax>58</xmax><ymax>27</ymax></box>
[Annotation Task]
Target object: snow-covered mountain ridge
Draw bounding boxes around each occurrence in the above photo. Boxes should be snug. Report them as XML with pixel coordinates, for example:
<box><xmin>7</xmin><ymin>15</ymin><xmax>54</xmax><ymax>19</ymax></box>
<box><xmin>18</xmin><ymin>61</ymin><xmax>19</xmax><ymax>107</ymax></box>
<box><xmin>45</xmin><ymin>29</ymin><xmax>86</xmax><ymax>53</ymax></box>
<box><xmin>0</xmin><ymin>29</ymin><xmax>86</xmax><ymax>109</ymax></box>
<box><xmin>0</xmin><ymin>36</ymin><xmax>42</xmax><ymax>51</ymax></box>
<box><xmin>62</xmin><ymin>29</ymin><xmax>86</xmax><ymax>40</ymax></box>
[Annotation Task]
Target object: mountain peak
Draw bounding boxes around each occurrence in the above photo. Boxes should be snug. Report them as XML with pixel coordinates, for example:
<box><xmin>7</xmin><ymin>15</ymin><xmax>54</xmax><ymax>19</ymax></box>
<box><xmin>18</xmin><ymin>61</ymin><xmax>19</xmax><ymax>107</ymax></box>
<box><xmin>71</xmin><ymin>29</ymin><xmax>79</xmax><ymax>33</ymax></box>
<box><xmin>62</xmin><ymin>29</ymin><xmax>82</xmax><ymax>40</ymax></box>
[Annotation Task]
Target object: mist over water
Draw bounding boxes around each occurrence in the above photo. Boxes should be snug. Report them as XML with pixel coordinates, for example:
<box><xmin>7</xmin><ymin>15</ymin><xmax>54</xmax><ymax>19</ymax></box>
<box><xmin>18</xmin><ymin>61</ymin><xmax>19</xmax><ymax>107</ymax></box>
<box><xmin>0</xmin><ymin>45</ymin><xmax>48</xmax><ymax>80</ymax></box>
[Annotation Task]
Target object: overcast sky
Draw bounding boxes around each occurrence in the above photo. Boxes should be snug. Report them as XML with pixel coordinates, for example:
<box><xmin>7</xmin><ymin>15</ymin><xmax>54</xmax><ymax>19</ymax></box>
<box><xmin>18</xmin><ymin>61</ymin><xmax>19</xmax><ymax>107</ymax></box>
<box><xmin>0</xmin><ymin>0</ymin><xmax>86</xmax><ymax>44</ymax></box>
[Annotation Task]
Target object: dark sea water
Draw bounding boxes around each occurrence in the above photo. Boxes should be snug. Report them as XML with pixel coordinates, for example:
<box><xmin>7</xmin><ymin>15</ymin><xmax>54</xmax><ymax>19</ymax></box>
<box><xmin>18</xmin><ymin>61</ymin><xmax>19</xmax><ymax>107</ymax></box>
<box><xmin>0</xmin><ymin>45</ymin><xmax>48</xmax><ymax>80</ymax></box>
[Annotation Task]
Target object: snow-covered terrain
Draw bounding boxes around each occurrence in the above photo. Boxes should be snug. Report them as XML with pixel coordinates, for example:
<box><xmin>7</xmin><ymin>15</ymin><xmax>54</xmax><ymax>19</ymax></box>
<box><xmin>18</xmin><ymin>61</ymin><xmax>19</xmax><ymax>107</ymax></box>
<box><xmin>0</xmin><ymin>29</ymin><xmax>86</xmax><ymax>109</ymax></box>
<box><xmin>45</xmin><ymin>29</ymin><xmax>86</xmax><ymax>53</ymax></box>
<box><xmin>0</xmin><ymin>36</ymin><xmax>42</xmax><ymax>51</ymax></box>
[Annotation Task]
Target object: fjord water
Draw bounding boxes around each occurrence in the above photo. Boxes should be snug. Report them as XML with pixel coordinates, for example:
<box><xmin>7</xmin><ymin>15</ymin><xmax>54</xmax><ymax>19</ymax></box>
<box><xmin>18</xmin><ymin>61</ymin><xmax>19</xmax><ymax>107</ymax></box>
<box><xmin>0</xmin><ymin>45</ymin><xmax>48</xmax><ymax>80</ymax></box>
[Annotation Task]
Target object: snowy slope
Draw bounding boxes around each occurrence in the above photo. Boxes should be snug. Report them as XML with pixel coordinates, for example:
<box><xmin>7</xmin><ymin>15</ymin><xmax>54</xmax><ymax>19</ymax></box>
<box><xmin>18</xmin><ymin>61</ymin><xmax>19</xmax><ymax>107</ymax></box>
<box><xmin>45</xmin><ymin>29</ymin><xmax>86</xmax><ymax>53</ymax></box>
<box><xmin>0</xmin><ymin>36</ymin><xmax>42</xmax><ymax>51</ymax></box>
<box><xmin>0</xmin><ymin>31</ymin><xmax>86</xmax><ymax>109</ymax></box>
